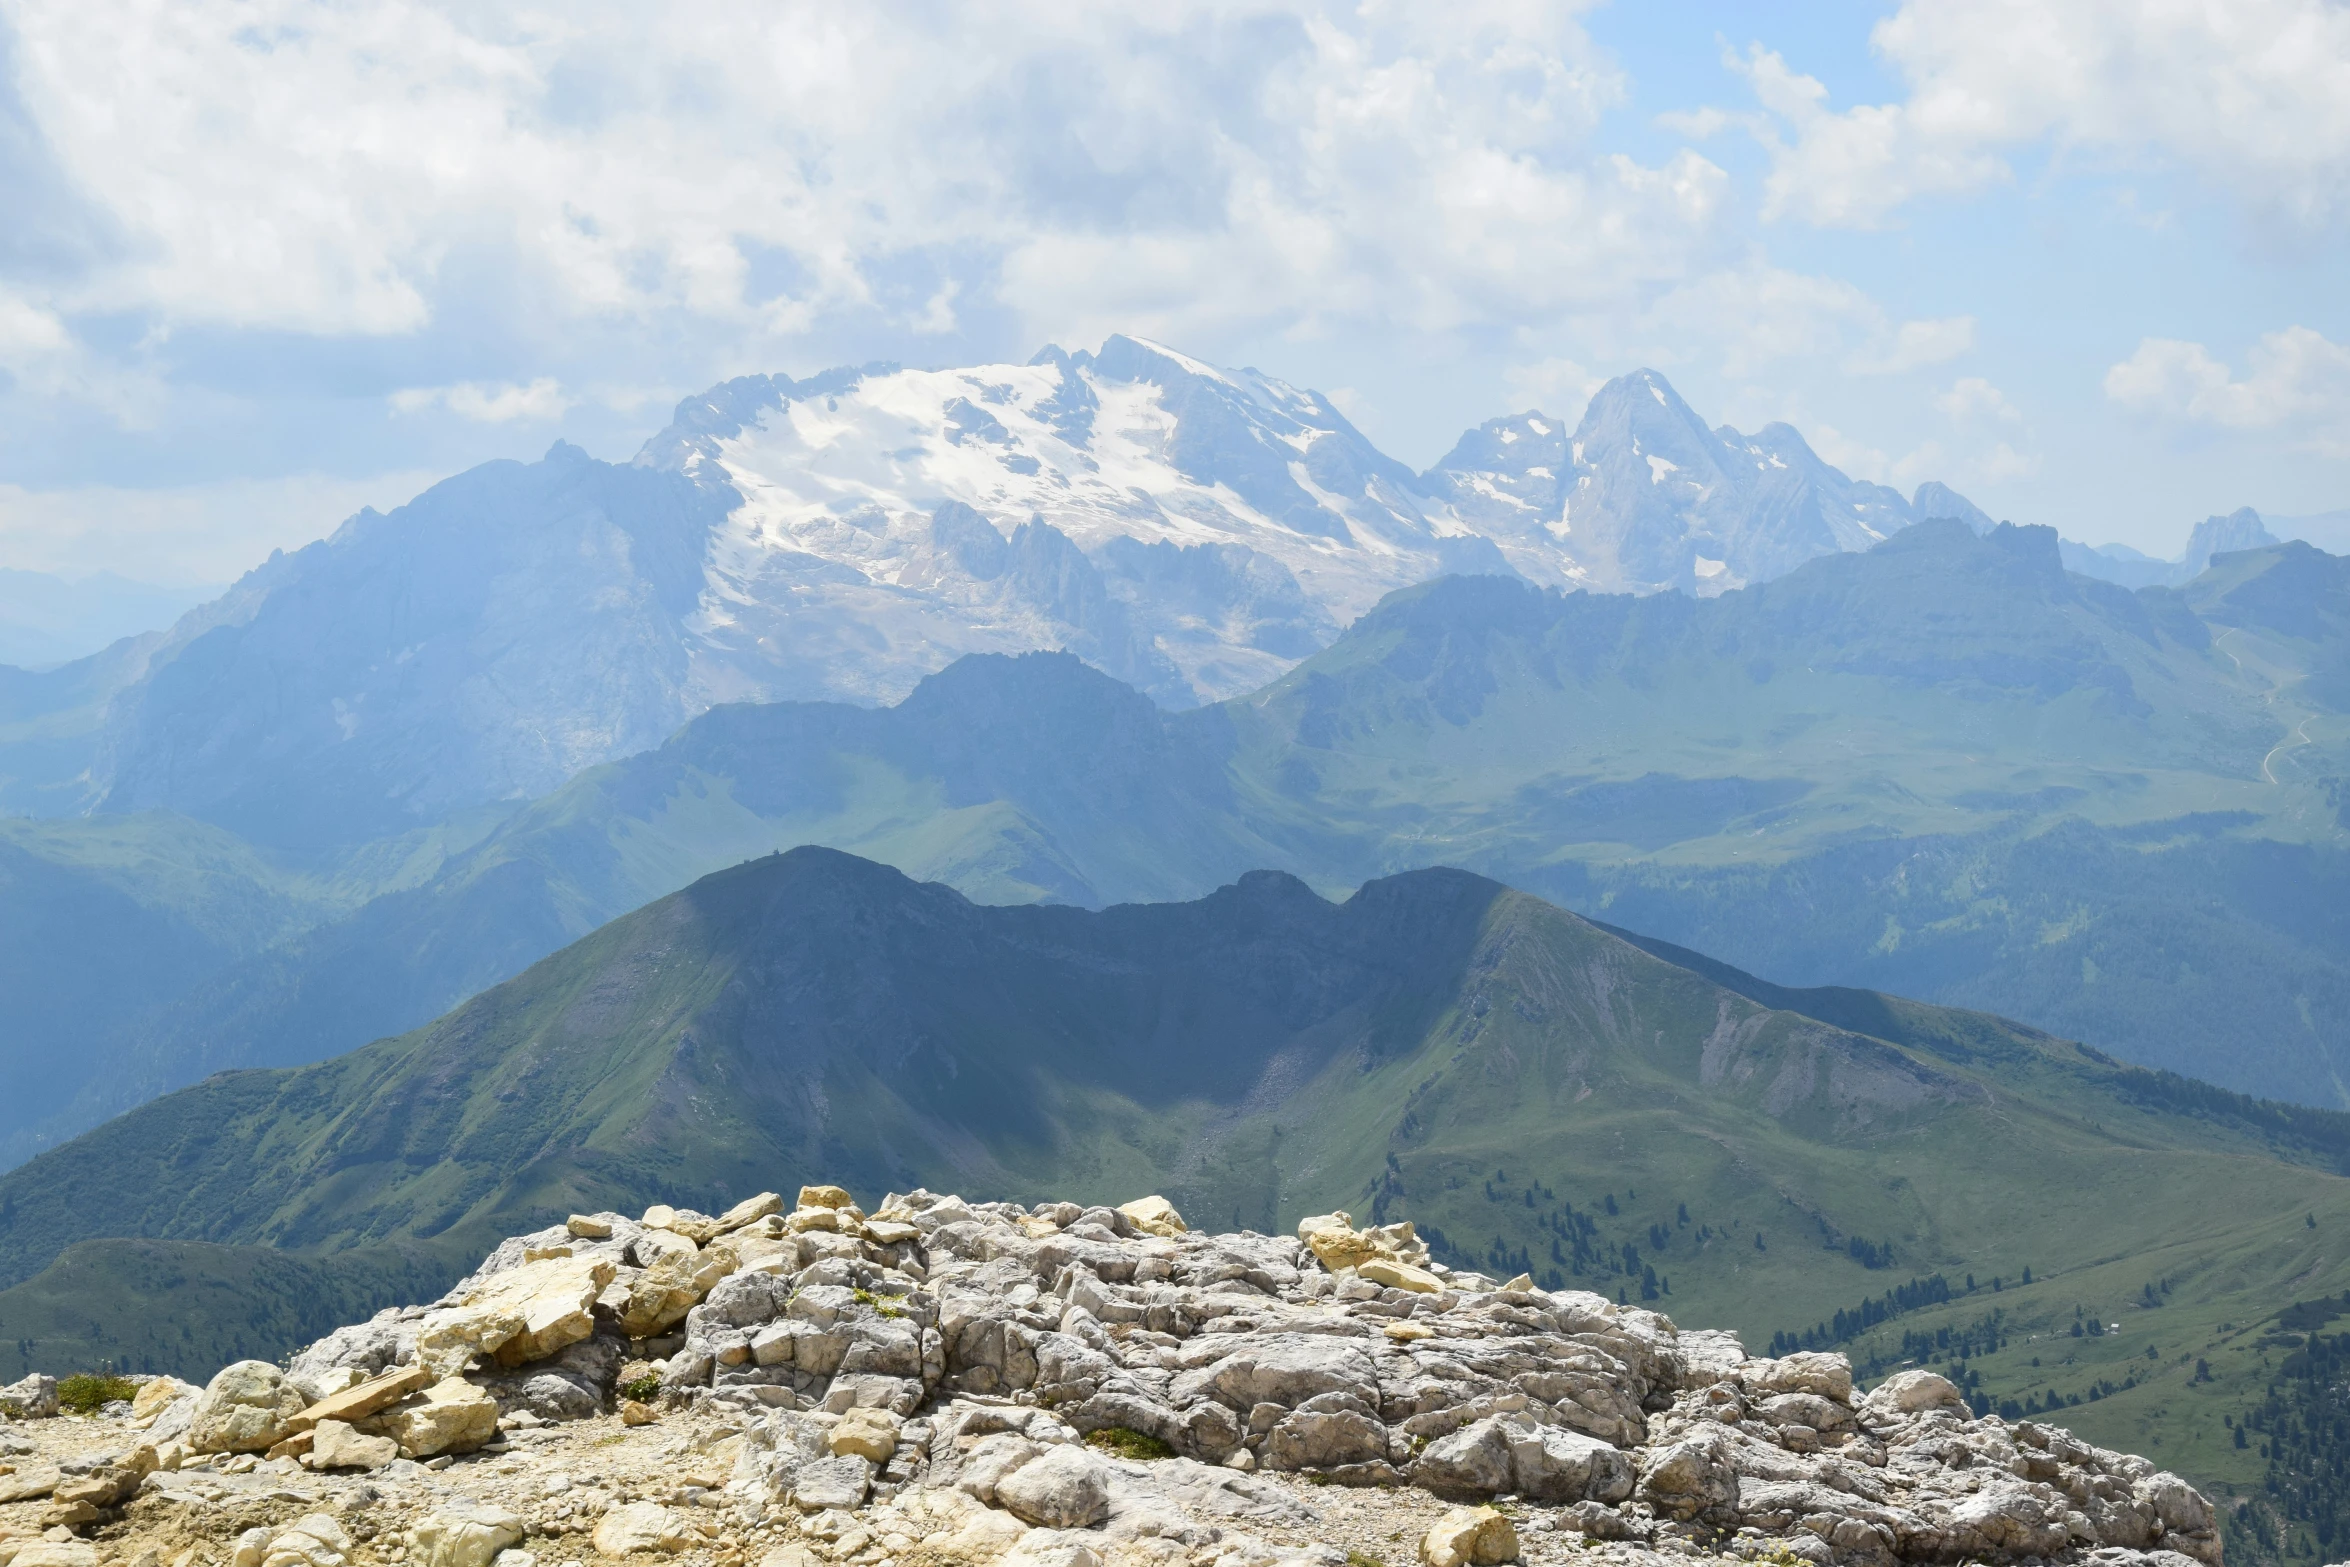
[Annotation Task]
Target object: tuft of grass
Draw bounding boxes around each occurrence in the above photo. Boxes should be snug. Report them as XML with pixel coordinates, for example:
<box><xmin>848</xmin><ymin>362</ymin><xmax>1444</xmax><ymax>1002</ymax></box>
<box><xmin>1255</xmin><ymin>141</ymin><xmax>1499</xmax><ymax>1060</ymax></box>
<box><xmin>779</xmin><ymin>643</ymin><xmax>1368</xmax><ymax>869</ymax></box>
<box><xmin>1085</xmin><ymin>1427</ymin><xmax>1175</xmax><ymax>1461</ymax></box>
<box><xmin>617</xmin><ymin>1374</ymin><xmax>662</xmax><ymax>1403</ymax></box>
<box><xmin>57</xmin><ymin>1373</ymin><xmax>138</xmax><ymax>1414</ymax></box>
<box><xmin>1346</xmin><ymin>1552</ymin><xmax>1386</xmax><ymax>1567</ymax></box>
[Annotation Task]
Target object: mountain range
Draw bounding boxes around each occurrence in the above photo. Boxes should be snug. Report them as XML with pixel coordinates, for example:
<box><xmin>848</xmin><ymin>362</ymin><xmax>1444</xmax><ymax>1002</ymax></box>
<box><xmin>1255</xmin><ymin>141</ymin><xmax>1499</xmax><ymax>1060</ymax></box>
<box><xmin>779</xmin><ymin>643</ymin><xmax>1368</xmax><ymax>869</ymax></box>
<box><xmin>0</xmin><ymin>342</ymin><xmax>1996</xmax><ymax>848</ymax></box>
<box><xmin>2061</xmin><ymin>507</ymin><xmax>2281</xmax><ymax>589</ymax></box>
<box><xmin>3</xmin><ymin>513</ymin><xmax>2347</xmax><ymax>1168</ymax></box>
<box><xmin>0</xmin><ymin>846</ymin><xmax>2342</xmax><ymax>1522</ymax></box>
<box><xmin>0</xmin><ymin>329</ymin><xmax>2344</xmax><ymax>1547</ymax></box>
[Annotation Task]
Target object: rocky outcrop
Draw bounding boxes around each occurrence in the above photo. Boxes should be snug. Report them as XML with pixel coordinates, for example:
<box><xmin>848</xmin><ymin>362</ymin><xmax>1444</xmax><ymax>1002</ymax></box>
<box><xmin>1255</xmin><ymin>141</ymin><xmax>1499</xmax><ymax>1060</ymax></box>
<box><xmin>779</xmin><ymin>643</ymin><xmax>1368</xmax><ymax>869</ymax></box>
<box><xmin>189</xmin><ymin>1363</ymin><xmax>309</xmax><ymax>1455</ymax></box>
<box><xmin>0</xmin><ymin>1189</ymin><xmax>2223</xmax><ymax>1567</ymax></box>
<box><xmin>0</xmin><ymin>1377</ymin><xmax>58</xmax><ymax>1421</ymax></box>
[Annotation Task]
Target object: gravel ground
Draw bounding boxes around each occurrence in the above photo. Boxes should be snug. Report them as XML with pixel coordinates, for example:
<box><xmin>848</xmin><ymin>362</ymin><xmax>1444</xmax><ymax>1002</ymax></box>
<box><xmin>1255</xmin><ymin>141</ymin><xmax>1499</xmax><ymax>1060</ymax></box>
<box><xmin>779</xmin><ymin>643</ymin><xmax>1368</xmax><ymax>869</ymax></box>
<box><xmin>1</xmin><ymin>1402</ymin><xmax>1742</xmax><ymax>1567</ymax></box>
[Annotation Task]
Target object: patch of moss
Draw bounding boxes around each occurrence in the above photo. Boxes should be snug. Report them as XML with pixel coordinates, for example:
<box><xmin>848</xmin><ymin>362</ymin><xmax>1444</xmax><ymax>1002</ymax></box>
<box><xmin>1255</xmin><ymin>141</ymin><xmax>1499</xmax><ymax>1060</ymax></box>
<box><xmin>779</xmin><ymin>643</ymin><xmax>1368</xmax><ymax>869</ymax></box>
<box><xmin>1085</xmin><ymin>1427</ymin><xmax>1175</xmax><ymax>1461</ymax></box>
<box><xmin>57</xmin><ymin>1373</ymin><xmax>139</xmax><ymax>1414</ymax></box>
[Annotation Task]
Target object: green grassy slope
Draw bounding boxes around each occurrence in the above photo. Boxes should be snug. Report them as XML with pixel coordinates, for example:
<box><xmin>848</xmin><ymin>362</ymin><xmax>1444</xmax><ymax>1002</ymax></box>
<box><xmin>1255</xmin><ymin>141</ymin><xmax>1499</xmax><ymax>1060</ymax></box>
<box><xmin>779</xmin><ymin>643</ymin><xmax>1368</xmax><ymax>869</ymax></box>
<box><xmin>0</xmin><ymin>802</ymin><xmax>519</xmax><ymax>1166</ymax></box>
<box><xmin>0</xmin><ymin>632</ymin><xmax>154</xmax><ymax>817</ymax></box>
<box><xmin>2</xmin><ymin>846</ymin><xmax>2345</xmax><ymax>1522</ymax></box>
<box><xmin>0</xmin><ymin>1237</ymin><xmax>466</xmax><ymax>1385</ymax></box>
<box><xmin>0</xmin><ymin>813</ymin><xmax>345</xmax><ymax>1166</ymax></box>
<box><xmin>1209</xmin><ymin>526</ymin><xmax>2350</xmax><ymax>1104</ymax></box>
<box><xmin>97</xmin><ymin>522</ymin><xmax>2350</xmax><ymax>1133</ymax></box>
<box><xmin>27</xmin><ymin>650</ymin><xmax>1288</xmax><ymax>1157</ymax></box>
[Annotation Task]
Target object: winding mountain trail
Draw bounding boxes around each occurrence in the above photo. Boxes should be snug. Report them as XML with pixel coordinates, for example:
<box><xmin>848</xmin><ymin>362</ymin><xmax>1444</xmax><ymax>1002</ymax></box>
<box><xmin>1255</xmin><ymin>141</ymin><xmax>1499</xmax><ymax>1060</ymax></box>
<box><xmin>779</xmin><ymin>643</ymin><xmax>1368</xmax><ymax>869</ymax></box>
<box><xmin>2214</xmin><ymin>626</ymin><xmax>2315</xmax><ymax>785</ymax></box>
<box><xmin>2262</xmin><ymin>715</ymin><xmax>2316</xmax><ymax>786</ymax></box>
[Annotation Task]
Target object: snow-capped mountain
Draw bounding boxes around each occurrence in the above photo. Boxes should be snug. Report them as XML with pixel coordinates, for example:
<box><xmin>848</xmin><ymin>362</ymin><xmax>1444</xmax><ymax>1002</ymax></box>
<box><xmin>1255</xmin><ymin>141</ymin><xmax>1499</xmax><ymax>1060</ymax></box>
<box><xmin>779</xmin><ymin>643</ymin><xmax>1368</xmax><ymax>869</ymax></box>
<box><xmin>1419</xmin><ymin>369</ymin><xmax>1918</xmax><ymax>595</ymax></box>
<box><xmin>78</xmin><ymin>337</ymin><xmax>1988</xmax><ymax>846</ymax></box>
<box><xmin>636</xmin><ymin>335</ymin><xmax>1510</xmax><ymax>705</ymax></box>
<box><xmin>639</xmin><ymin>340</ymin><xmax>1971</xmax><ymax>694</ymax></box>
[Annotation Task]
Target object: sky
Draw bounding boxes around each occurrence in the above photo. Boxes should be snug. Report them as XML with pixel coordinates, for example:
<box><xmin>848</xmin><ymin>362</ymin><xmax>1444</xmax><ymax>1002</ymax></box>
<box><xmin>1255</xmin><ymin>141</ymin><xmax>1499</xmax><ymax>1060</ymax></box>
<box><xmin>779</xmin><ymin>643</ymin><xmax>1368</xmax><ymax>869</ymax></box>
<box><xmin>0</xmin><ymin>0</ymin><xmax>2345</xmax><ymax>584</ymax></box>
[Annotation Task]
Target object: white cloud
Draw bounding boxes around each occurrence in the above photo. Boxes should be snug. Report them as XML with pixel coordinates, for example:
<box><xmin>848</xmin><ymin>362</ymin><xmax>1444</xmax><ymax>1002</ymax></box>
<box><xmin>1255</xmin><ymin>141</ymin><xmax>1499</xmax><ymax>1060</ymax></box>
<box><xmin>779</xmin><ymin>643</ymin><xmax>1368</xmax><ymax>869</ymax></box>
<box><xmin>0</xmin><ymin>470</ymin><xmax>443</xmax><ymax>582</ymax></box>
<box><xmin>391</xmin><ymin>378</ymin><xmax>574</xmax><ymax>423</ymax></box>
<box><xmin>0</xmin><ymin>285</ymin><xmax>159</xmax><ymax>419</ymax></box>
<box><xmin>1730</xmin><ymin>1</ymin><xmax>2350</xmax><ymax>233</ymax></box>
<box><xmin>911</xmin><ymin>282</ymin><xmax>962</xmax><ymax>338</ymax></box>
<box><xmin>1731</xmin><ymin>44</ymin><xmax>2006</xmax><ymax>229</ymax></box>
<box><xmin>0</xmin><ymin>0</ymin><xmax>1732</xmax><ymax>360</ymax></box>
<box><xmin>1501</xmin><ymin>355</ymin><xmax>1603</xmax><ymax>414</ymax></box>
<box><xmin>1887</xmin><ymin>439</ymin><xmax>1943</xmax><ymax>491</ymax></box>
<box><xmin>1977</xmin><ymin>440</ymin><xmax>2039</xmax><ymax>481</ymax></box>
<box><xmin>1884</xmin><ymin>430</ymin><xmax>2037</xmax><ymax>490</ymax></box>
<box><xmin>1885</xmin><ymin>387</ymin><xmax>2038</xmax><ymax>486</ymax></box>
<box><xmin>1590</xmin><ymin>265</ymin><xmax>1969</xmax><ymax>384</ymax></box>
<box><xmin>1802</xmin><ymin>421</ymin><xmax>1893</xmax><ymax>483</ymax></box>
<box><xmin>2104</xmin><ymin>327</ymin><xmax>2350</xmax><ymax>452</ymax></box>
<box><xmin>0</xmin><ymin>293</ymin><xmax>74</xmax><ymax>369</ymax></box>
<box><xmin>1935</xmin><ymin>376</ymin><xmax>2022</xmax><ymax>423</ymax></box>
<box><xmin>1846</xmin><ymin>315</ymin><xmax>1975</xmax><ymax>375</ymax></box>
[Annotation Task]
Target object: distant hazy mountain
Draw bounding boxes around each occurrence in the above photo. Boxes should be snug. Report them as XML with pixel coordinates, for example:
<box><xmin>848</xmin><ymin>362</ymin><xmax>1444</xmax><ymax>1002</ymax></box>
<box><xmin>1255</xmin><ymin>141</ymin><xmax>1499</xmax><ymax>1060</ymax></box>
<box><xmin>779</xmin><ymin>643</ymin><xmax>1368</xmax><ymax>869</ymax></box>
<box><xmin>14</xmin><ymin>338</ymin><xmax>1991</xmax><ymax>847</ymax></box>
<box><xmin>2183</xmin><ymin>506</ymin><xmax>2280</xmax><ymax>572</ymax></box>
<box><xmin>26</xmin><ymin>520</ymin><xmax>2350</xmax><ymax>1168</ymax></box>
<box><xmin>2061</xmin><ymin>505</ymin><xmax>2286</xmax><ymax>590</ymax></box>
<box><xmin>2058</xmin><ymin>537</ymin><xmax>2175</xmax><ymax>588</ymax></box>
<box><xmin>1909</xmin><ymin>480</ymin><xmax>1997</xmax><ymax>534</ymax></box>
<box><xmin>0</xmin><ymin>813</ymin><xmax>337</xmax><ymax>1162</ymax></box>
<box><xmin>0</xmin><ymin>570</ymin><xmax>216</xmax><ymax>670</ymax></box>
<box><xmin>9</xmin><ymin>650</ymin><xmax>1280</xmax><ymax>1163</ymax></box>
<box><xmin>1228</xmin><ymin>528</ymin><xmax>2350</xmax><ymax>1109</ymax></box>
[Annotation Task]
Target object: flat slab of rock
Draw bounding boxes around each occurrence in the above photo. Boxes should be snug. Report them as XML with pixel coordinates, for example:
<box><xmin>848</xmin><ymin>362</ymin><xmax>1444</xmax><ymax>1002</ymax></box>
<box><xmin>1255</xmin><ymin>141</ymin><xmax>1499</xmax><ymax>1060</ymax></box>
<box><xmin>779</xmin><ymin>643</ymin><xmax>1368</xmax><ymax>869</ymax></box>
<box><xmin>310</xmin><ymin>1418</ymin><xmax>401</xmax><ymax>1470</ymax></box>
<box><xmin>290</xmin><ymin>1363</ymin><xmax>434</xmax><ymax>1431</ymax></box>
<box><xmin>412</xmin><ymin>1500</ymin><xmax>525</xmax><ymax>1567</ymax></box>
<box><xmin>592</xmin><ymin>1500</ymin><xmax>695</xmax><ymax>1556</ymax></box>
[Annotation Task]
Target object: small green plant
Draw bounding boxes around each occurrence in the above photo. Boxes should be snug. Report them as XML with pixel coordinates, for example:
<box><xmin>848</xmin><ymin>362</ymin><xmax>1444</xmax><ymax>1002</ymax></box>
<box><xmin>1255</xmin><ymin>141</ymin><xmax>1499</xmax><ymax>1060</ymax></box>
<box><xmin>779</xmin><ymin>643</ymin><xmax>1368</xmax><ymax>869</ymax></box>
<box><xmin>57</xmin><ymin>1374</ymin><xmax>139</xmax><ymax>1415</ymax></box>
<box><xmin>1085</xmin><ymin>1427</ymin><xmax>1175</xmax><ymax>1461</ymax></box>
<box><xmin>1302</xmin><ymin>1470</ymin><xmax>1331</xmax><ymax>1486</ymax></box>
<box><xmin>618</xmin><ymin>1374</ymin><xmax>662</xmax><ymax>1403</ymax></box>
<box><xmin>851</xmin><ymin>1287</ymin><xmax>907</xmax><ymax>1319</ymax></box>
<box><xmin>1346</xmin><ymin>1551</ymin><xmax>1386</xmax><ymax>1567</ymax></box>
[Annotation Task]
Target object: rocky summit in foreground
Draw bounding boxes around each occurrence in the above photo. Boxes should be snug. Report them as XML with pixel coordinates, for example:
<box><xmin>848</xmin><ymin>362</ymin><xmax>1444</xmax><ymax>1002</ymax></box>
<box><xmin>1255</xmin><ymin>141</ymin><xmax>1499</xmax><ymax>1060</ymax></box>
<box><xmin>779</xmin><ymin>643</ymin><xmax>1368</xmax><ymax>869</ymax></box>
<box><xmin>0</xmin><ymin>1187</ymin><xmax>2219</xmax><ymax>1567</ymax></box>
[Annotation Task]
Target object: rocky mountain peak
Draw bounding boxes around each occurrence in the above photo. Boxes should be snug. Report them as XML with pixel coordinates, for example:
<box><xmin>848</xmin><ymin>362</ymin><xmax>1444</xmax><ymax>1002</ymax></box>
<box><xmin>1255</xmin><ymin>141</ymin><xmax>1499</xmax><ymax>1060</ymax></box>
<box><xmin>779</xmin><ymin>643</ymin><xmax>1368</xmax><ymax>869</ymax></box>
<box><xmin>0</xmin><ymin>1187</ymin><xmax>2220</xmax><ymax>1567</ymax></box>
<box><xmin>1909</xmin><ymin>481</ymin><xmax>1997</xmax><ymax>535</ymax></box>
<box><xmin>2182</xmin><ymin>506</ymin><xmax>2278</xmax><ymax>574</ymax></box>
<box><xmin>1573</xmin><ymin>368</ymin><xmax>1715</xmax><ymax>447</ymax></box>
<box><xmin>1419</xmin><ymin>370</ymin><xmax>1948</xmax><ymax>598</ymax></box>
